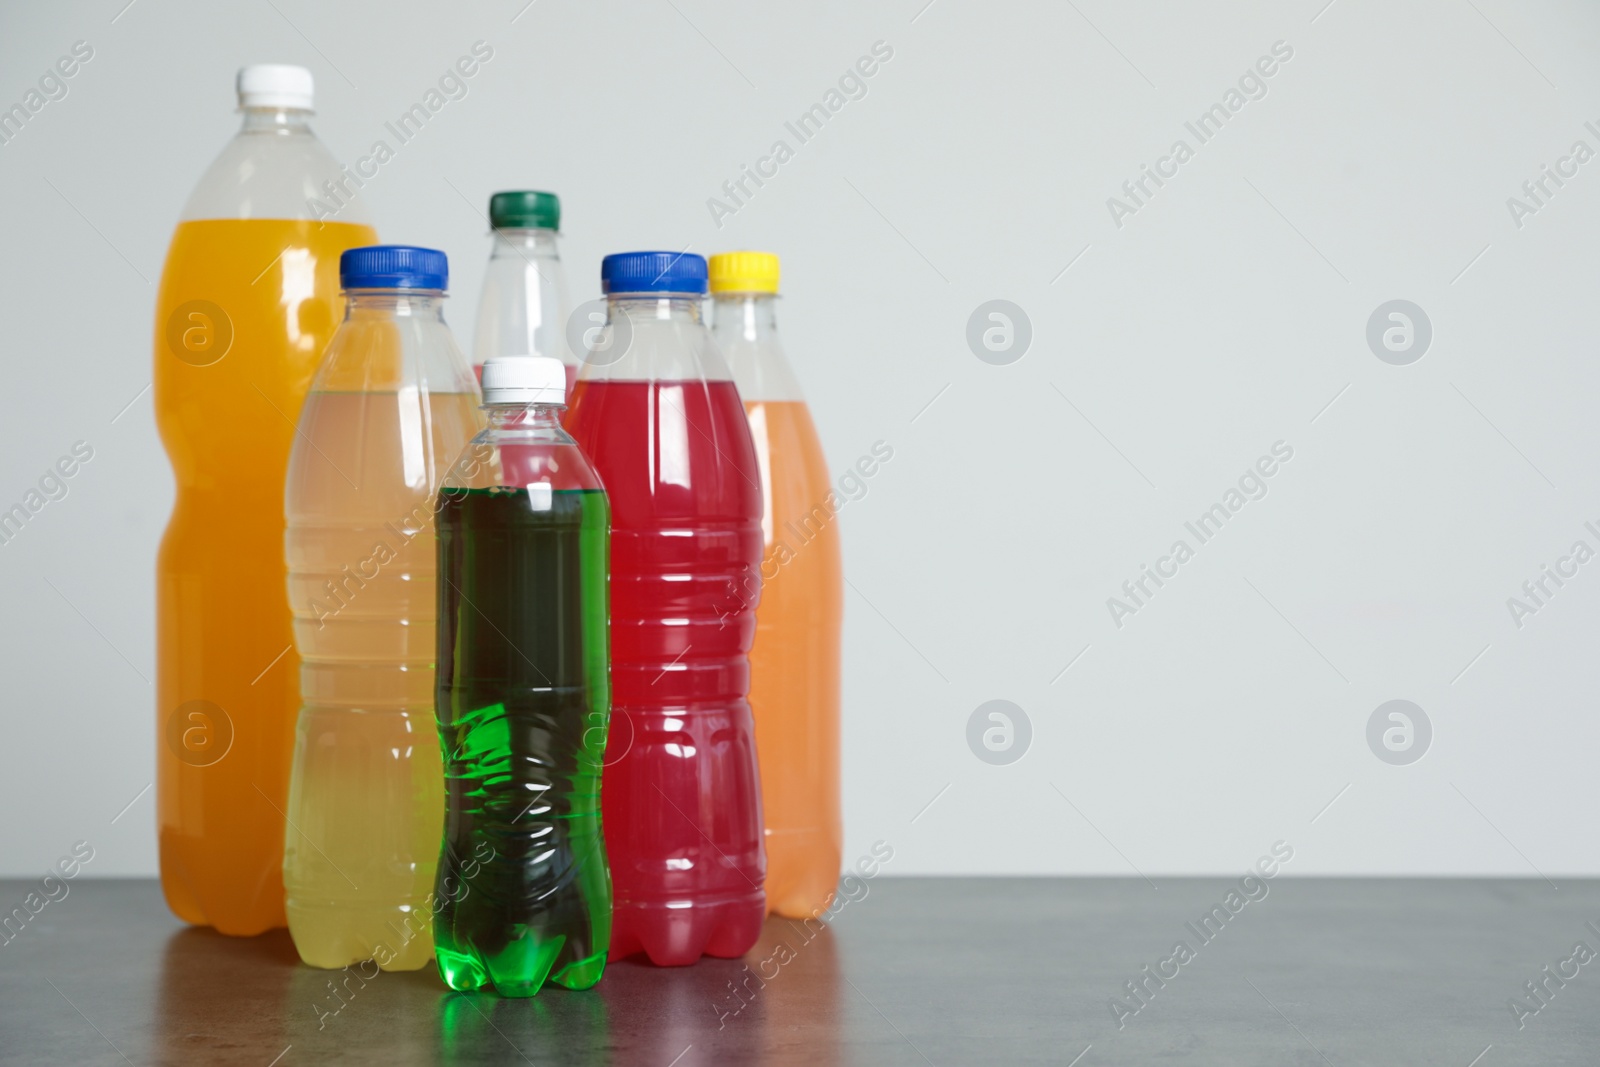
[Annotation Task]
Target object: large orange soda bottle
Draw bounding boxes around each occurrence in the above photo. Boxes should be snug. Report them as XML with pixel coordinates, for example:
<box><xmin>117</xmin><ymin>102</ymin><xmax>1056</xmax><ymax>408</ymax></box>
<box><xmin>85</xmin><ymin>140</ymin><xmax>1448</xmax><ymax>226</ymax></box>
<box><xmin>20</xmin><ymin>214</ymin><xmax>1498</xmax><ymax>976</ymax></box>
<box><xmin>154</xmin><ymin>65</ymin><xmax>377</xmax><ymax>936</ymax></box>
<box><xmin>708</xmin><ymin>252</ymin><xmax>842</xmax><ymax>918</ymax></box>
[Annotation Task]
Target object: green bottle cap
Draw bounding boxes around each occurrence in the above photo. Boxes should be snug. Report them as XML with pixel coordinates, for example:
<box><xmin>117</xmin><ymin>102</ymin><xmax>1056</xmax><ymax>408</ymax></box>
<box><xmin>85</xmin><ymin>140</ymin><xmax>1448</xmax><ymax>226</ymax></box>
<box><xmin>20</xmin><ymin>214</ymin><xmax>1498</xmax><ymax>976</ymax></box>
<box><xmin>488</xmin><ymin>191</ymin><xmax>560</xmax><ymax>231</ymax></box>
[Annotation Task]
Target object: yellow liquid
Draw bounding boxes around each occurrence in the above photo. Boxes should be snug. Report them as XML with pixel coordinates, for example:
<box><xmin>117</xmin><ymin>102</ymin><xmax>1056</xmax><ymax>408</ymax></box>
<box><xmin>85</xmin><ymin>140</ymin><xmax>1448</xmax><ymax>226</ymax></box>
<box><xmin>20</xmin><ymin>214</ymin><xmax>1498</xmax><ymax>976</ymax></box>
<box><xmin>155</xmin><ymin>218</ymin><xmax>376</xmax><ymax>937</ymax></box>
<box><xmin>284</xmin><ymin>389</ymin><xmax>481</xmax><ymax>971</ymax></box>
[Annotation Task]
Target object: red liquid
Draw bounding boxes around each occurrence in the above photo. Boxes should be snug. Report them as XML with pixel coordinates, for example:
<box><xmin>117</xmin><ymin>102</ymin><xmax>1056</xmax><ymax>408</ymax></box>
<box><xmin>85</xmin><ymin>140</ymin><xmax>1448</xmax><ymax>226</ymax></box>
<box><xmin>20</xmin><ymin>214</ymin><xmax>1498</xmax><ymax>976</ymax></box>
<box><xmin>566</xmin><ymin>378</ymin><xmax>767</xmax><ymax>966</ymax></box>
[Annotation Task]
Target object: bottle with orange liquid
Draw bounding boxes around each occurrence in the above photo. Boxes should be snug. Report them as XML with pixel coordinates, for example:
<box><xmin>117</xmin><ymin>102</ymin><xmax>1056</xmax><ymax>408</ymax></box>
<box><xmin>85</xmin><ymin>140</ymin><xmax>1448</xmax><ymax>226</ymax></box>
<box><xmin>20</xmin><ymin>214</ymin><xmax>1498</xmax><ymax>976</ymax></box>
<box><xmin>708</xmin><ymin>252</ymin><xmax>842</xmax><ymax>919</ymax></box>
<box><xmin>154</xmin><ymin>65</ymin><xmax>376</xmax><ymax>936</ymax></box>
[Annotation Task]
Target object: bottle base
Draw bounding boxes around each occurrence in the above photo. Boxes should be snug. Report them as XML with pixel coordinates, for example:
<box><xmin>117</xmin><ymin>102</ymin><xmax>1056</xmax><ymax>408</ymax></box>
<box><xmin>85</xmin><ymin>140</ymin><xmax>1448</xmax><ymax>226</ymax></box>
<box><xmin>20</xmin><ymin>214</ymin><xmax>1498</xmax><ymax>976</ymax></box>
<box><xmin>287</xmin><ymin>902</ymin><xmax>435</xmax><ymax>971</ymax></box>
<box><xmin>160</xmin><ymin>859</ymin><xmax>287</xmax><ymax>937</ymax></box>
<box><xmin>171</xmin><ymin>913</ymin><xmax>287</xmax><ymax>939</ymax></box>
<box><xmin>762</xmin><ymin>831</ymin><xmax>843</xmax><ymax>920</ymax></box>
<box><xmin>608</xmin><ymin>892</ymin><xmax>765</xmax><ymax>967</ymax></box>
<box><xmin>438</xmin><ymin>939</ymin><xmax>606</xmax><ymax>997</ymax></box>
<box><xmin>766</xmin><ymin>880</ymin><xmax>842</xmax><ymax>922</ymax></box>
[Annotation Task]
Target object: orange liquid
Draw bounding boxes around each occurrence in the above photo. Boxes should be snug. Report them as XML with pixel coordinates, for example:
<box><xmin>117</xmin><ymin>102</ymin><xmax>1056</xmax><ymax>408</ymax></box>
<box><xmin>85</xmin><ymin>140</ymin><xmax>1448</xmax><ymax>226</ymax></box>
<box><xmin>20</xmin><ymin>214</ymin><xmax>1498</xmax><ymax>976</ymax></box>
<box><xmin>155</xmin><ymin>218</ymin><xmax>376</xmax><ymax>936</ymax></box>
<box><xmin>744</xmin><ymin>399</ymin><xmax>843</xmax><ymax>919</ymax></box>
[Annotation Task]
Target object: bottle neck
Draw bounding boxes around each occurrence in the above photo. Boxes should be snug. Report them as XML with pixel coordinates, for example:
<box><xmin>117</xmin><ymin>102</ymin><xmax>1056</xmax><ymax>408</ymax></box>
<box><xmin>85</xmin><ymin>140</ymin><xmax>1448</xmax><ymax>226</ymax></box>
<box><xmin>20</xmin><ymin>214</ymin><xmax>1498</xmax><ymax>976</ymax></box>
<box><xmin>239</xmin><ymin>106</ymin><xmax>313</xmax><ymax>135</ymax></box>
<box><xmin>344</xmin><ymin>290</ymin><xmax>447</xmax><ymax>321</ymax></box>
<box><xmin>607</xmin><ymin>293</ymin><xmax>704</xmax><ymax>324</ymax></box>
<box><xmin>711</xmin><ymin>293</ymin><xmax>779</xmax><ymax>342</ymax></box>
<box><xmin>485</xmin><ymin>403</ymin><xmax>565</xmax><ymax>430</ymax></box>
<box><xmin>490</xmin><ymin>228</ymin><xmax>560</xmax><ymax>258</ymax></box>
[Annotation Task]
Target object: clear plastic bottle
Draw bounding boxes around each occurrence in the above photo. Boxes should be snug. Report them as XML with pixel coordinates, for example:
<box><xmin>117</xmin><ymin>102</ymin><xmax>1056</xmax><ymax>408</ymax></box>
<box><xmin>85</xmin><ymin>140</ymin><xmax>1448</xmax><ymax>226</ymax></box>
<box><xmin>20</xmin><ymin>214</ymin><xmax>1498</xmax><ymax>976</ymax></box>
<box><xmin>566</xmin><ymin>251</ymin><xmax>767</xmax><ymax>966</ymax></box>
<box><xmin>471</xmin><ymin>191</ymin><xmax>574</xmax><ymax>395</ymax></box>
<box><xmin>282</xmin><ymin>246</ymin><xmax>482</xmax><ymax>971</ymax></box>
<box><xmin>709</xmin><ymin>252</ymin><xmax>842</xmax><ymax>920</ymax></box>
<box><xmin>154</xmin><ymin>64</ymin><xmax>376</xmax><ymax>937</ymax></box>
<box><xmin>434</xmin><ymin>355</ymin><xmax>612</xmax><ymax>997</ymax></box>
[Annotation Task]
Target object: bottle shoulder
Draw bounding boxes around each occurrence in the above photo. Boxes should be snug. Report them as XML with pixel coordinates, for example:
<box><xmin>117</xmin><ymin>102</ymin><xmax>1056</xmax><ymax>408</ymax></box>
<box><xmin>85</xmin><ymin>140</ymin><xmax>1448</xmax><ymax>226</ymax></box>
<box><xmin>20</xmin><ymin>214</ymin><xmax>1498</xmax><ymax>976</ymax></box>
<box><xmin>180</xmin><ymin>129</ymin><xmax>372</xmax><ymax>224</ymax></box>
<box><xmin>472</xmin><ymin>249</ymin><xmax>574</xmax><ymax>363</ymax></box>
<box><xmin>717</xmin><ymin>334</ymin><xmax>805</xmax><ymax>402</ymax></box>
<box><xmin>315</xmin><ymin>311</ymin><xmax>477</xmax><ymax>395</ymax></box>
<box><xmin>447</xmin><ymin>433</ymin><xmax>606</xmax><ymax>494</ymax></box>
<box><xmin>580</xmin><ymin>313</ymin><xmax>735</xmax><ymax>384</ymax></box>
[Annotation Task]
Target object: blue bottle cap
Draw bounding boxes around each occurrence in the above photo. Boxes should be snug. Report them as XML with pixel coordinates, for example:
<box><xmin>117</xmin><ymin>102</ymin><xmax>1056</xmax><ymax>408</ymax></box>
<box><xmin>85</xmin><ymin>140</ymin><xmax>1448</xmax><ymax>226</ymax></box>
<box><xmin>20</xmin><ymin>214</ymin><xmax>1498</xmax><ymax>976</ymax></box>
<box><xmin>601</xmin><ymin>251</ymin><xmax>708</xmax><ymax>294</ymax></box>
<box><xmin>341</xmin><ymin>245</ymin><xmax>449</xmax><ymax>291</ymax></box>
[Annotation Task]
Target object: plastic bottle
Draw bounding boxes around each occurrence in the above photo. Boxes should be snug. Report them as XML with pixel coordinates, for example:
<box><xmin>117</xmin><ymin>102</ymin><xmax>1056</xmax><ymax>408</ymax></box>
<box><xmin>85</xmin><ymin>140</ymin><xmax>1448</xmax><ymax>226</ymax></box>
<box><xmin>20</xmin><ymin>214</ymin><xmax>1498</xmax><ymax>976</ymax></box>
<box><xmin>282</xmin><ymin>246</ymin><xmax>481</xmax><ymax>971</ymax></box>
<box><xmin>471</xmin><ymin>191</ymin><xmax>574</xmax><ymax>395</ymax></box>
<box><xmin>154</xmin><ymin>64</ymin><xmax>377</xmax><ymax>937</ymax></box>
<box><xmin>566</xmin><ymin>251</ymin><xmax>767</xmax><ymax>966</ymax></box>
<box><xmin>708</xmin><ymin>252</ymin><xmax>842</xmax><ymax>920</ymax></box>
<box><xmin>433</xmin><ymin>355</ymin><xmax>612</xmax><ymax>997</ymax></box>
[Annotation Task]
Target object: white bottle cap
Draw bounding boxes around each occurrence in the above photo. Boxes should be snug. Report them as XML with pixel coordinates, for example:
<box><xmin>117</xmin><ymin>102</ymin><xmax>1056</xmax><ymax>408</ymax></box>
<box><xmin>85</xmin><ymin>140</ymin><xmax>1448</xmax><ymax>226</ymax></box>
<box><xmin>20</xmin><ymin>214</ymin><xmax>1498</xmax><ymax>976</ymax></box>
<box><xmin>482</xmin><ymin>356</ymin><xmax>567</xmax><ymax>406</ymax></box>
<box><xmin>237</xmin><ymin>64</ymin><xmax>315</xmax><ymax>111</ymax></box>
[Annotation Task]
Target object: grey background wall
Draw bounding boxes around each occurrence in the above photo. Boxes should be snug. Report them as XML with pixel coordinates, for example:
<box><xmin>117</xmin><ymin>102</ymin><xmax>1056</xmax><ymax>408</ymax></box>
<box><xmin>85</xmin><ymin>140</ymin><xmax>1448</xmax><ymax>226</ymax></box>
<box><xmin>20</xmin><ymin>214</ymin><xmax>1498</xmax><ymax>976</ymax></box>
<box><xmin>3</xmin><ymin>0</ymin><xmax>1599</xmax><ymax>879</ymax></box>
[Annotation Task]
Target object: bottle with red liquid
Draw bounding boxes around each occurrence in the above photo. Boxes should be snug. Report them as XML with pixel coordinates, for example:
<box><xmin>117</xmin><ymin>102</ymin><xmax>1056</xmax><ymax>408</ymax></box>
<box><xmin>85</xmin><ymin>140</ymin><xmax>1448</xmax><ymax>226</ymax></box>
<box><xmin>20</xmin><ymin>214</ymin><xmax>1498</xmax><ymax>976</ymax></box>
<box><xmin>566</xmin><ymin>251</ymin><xmax>766</xmax><ymax>966</ymax></box>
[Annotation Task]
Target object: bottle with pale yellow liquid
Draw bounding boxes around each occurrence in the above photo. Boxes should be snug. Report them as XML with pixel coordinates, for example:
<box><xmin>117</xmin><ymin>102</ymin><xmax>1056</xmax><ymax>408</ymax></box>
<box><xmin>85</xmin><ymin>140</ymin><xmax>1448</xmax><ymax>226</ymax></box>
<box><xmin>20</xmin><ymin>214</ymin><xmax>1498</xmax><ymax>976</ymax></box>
<box><xmin>709</xmin><ymin>252</ymin><xmax>843</xmax><ymax>919</ymax></box>
<box><xmin>155</xmin><ymin>64</ymin><xmax>376</xmax><ymax>937</ymax></box>
<box><xmin>283</xmin><ymin>246</ymin><xmax>482</xmax><ymax>970</ymax></box>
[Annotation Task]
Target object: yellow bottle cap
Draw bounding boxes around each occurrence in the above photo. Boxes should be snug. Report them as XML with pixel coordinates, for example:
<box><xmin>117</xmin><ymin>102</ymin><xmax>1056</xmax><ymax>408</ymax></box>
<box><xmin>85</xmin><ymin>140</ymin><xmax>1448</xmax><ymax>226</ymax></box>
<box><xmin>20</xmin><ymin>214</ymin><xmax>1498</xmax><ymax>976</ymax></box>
<box><xmin>708</xmin><ymin>251</ymin><xmax>780</xmax><ymax>294</ymax></box>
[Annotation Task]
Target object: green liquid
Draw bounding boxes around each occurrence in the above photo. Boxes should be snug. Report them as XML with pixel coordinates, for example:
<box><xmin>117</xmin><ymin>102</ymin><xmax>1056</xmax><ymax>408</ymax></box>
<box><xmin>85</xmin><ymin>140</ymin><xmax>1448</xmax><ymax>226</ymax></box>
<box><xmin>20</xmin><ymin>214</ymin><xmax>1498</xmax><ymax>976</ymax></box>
<box><xmin>433</xmin><ymin>486</ymin><xmax>610</xmax><ymax>997</ymax></box>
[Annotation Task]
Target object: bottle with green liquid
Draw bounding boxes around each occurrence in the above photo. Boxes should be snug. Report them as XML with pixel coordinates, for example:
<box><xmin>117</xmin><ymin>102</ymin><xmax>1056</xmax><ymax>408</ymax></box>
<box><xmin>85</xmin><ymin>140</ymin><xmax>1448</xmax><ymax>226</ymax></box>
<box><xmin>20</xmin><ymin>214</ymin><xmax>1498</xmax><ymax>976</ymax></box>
<box><xmin>433</xmin><ymin>354</ymin><xmax>612</xmax><ymax>996</ymax></box>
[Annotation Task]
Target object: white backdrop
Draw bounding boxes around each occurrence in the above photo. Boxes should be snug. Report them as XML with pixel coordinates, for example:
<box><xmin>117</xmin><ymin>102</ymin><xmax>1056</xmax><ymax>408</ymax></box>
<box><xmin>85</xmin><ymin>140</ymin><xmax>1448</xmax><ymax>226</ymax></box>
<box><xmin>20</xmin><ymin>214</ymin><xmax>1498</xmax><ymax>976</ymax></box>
<box><xmin>4</xmin><ymin>0</ymin><xmax>1599</xmax><ymax>879</ymax></box>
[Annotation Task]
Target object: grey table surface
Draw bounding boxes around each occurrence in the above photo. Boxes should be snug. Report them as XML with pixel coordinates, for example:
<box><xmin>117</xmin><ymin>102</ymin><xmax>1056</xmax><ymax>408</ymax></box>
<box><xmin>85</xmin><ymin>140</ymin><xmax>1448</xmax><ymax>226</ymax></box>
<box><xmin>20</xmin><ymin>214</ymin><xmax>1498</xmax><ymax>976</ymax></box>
<box><xmin>2</xmin><ymin>877</ymin><xmax>1597</xmax><ymax>1065</ymax></box>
